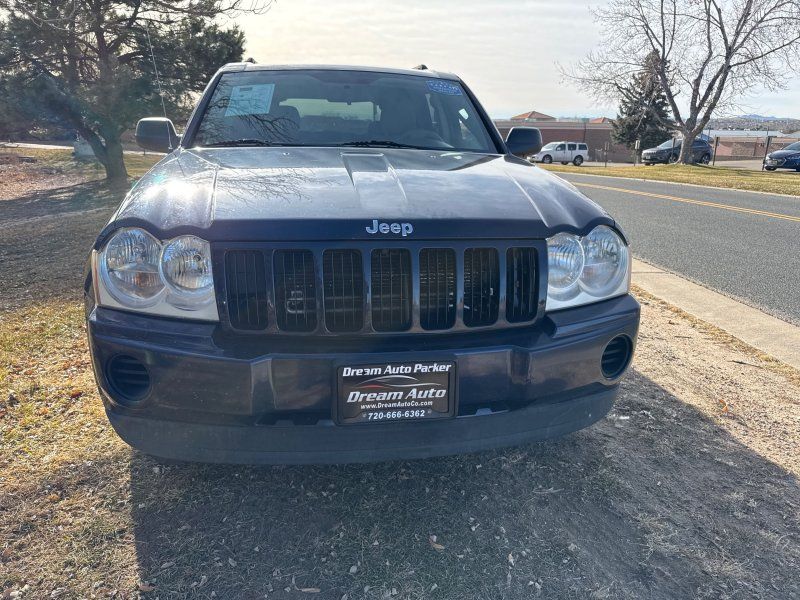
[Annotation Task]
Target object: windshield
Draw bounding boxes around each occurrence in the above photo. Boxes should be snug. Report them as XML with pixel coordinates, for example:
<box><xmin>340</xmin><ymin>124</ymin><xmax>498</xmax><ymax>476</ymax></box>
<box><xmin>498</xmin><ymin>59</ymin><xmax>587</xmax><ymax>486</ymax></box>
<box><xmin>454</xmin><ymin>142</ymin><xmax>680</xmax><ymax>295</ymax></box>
<box><xmin>540</xmin><ymin>142</ymin><xmax>558</xmax><ymax>151</ymax></box>
<box><xmin>657</xmin><ymin>138</ymin><xmax>680</xmax><ymax>149</ymax></box>
<box><xmin>783</xmin><ymin>141</ymin><xmax>800</xmax><ymax>151</ymax></box>
<box><xmin>191</xmin><ymin>70</ymin><xmax>498</xmax><ymax>153</ymax></box>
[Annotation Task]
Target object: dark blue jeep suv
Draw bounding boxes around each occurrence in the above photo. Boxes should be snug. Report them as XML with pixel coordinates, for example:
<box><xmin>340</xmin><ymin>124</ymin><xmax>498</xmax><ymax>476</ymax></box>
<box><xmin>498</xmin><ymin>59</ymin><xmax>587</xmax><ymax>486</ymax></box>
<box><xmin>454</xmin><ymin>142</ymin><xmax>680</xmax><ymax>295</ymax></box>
<box><xmin>85</xmin><ymin>64</ymin><xmax>640</xmax><ymax>464</ymax></box>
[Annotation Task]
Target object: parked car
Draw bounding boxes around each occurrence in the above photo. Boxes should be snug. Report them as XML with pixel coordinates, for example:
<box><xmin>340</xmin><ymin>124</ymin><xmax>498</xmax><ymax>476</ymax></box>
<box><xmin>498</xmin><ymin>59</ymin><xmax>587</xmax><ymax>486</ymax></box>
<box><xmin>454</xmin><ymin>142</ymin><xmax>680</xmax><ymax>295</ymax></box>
<box><xmin>764</xmin><ymin>141</ymin><xmax>800</xmax><ymax>171</ymax></box>
<box><xmin>85</xmin><ymin>63</ymin><xmax>639</xmax><ymax>464</ymax></box>
<box><xmin>530</xmin><ymin>141</ymin><xmax>589</xmax><ymax>166</ymax></box>
<box><xmin>641</xmin><ymin>137</ymin><xmax>713</xmax><ymax>165</ymax></box>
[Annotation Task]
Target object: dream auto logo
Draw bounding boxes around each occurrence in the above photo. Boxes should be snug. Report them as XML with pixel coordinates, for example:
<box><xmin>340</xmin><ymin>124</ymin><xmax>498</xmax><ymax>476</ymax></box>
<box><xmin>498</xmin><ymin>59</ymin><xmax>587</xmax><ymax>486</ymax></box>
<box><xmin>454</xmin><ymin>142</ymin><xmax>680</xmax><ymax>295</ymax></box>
<box><xmin>355</xmin><ymin>375</ymin><xmax>441</xmax><ymax>391</ymax></box>
<box><xmin>365</xmin><ymin>219</ymin><xmax>414</xmax><ymax>237</ymax></box>
<box><xmin>347</xmin><ymin>375</ymin><xmax>445</xmax><ymax>403</ymax></box>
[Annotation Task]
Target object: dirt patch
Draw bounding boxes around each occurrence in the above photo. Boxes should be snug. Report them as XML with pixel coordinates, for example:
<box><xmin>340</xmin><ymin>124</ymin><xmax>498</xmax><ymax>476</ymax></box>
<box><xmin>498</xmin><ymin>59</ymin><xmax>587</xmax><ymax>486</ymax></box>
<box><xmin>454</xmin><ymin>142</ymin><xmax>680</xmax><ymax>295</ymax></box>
<box><xmin>1</xmin><ymin>156</ymin><xmax>798</xmax><ymax>599</ymax></box>
<box><xmin>1</xmin><ymin>298</ymin><xmax>798</xmax><ymax>600</ymax></box>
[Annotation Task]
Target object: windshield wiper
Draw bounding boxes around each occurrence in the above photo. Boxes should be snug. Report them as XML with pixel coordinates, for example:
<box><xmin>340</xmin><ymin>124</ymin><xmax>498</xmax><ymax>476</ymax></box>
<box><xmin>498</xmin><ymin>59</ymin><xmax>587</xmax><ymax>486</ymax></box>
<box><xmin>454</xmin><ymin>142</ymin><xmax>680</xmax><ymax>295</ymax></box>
<box><xmin>338</xmin><ymin>140</ymin><xmax>423</xmax><ymax>149</ymax></box>
<box><xmin>201</xmin><ymin>138</ymin><xmax>275</xmax><ymax>148</ymax></box>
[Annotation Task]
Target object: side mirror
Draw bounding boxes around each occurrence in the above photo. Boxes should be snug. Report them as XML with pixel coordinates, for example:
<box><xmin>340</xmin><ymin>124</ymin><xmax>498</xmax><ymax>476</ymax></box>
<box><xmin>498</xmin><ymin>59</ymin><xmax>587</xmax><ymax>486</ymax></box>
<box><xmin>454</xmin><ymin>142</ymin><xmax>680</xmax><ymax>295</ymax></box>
<box><xmin>505</xmin><ymin>127</ymin><xmax>543</xmax><ymax>158</ymax></box>
<box><xmin>135</xmin><ymin>117</ymin><xmax>180</xmax><ymax>153</ymax></box>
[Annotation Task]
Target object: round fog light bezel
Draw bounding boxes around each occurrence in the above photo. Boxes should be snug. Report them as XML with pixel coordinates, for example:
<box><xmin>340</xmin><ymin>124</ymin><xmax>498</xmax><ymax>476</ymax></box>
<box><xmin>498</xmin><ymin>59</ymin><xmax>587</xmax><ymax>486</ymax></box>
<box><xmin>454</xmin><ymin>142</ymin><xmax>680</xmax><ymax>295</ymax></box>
<box><xmin>601</xmin><ymin>335</ymin><xmax>633</xmax><ymax>379</ymax></box>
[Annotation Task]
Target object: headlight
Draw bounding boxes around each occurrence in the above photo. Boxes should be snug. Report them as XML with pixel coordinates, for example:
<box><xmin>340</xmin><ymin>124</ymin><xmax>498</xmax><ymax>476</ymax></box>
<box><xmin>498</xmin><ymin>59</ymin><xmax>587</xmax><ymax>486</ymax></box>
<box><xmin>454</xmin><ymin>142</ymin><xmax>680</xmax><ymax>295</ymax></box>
<box><xmin>546</xmin><ymin>226</ymin><xmax>630</xmax><ymax>311</ymax></box>
<box><xmin>95</xmin><ymin>228</ymin><xmax>218</xmax><ymax>321</ymax></box>
<box><xmin>161</xmin><ymin>235</ymin><xmax>214</xmax><ymax>305</ymax></box>
<box><xmin>580</xmin><ymin>225</ymin><xmax>628</xmax><ymax>296</ymax></box>
<box><xmin>547</xmin><ymin>232</ymin><xmax>584</xmax><ymax>299</ymax></box>
<box><xmin>100</xmin><ymin>228</ymin><xmax>163</xmax><ymax>306</ymax></box>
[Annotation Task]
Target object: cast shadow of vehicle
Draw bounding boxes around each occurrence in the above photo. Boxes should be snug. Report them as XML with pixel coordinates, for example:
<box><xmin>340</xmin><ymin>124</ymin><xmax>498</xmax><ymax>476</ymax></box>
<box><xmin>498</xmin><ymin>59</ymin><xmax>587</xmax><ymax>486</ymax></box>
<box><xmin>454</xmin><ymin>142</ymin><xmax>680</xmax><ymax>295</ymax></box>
<box><xmin>126</xmin><ymin>369</ymin><xmax>800</xmax><ymax>600</ymax></box>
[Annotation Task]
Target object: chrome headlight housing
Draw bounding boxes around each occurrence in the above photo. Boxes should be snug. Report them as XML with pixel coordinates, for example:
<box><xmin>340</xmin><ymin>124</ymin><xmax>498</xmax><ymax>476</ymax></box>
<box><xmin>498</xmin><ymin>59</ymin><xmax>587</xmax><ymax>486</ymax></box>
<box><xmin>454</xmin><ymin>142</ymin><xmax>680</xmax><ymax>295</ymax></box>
<box><xmin>546</xmin><ymin>225</ymin><xmax>630</xmax><ymax>311</ymax></box>
<box><xmin>95</xmin><ymin>228</ymin><xmax>218</xmax><ymax>320</ymax></box>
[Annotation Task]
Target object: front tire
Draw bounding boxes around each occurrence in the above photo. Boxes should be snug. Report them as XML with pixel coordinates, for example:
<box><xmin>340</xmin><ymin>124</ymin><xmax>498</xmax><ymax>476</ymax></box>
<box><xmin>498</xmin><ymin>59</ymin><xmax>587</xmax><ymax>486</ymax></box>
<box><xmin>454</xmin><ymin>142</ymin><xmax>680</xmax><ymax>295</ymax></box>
<box><xmin>699</xmin><ymin>153</ymin><xmax>711</xmax><ymax>165</ymax></box>
<box><xmin>765</xmin><ymin>166</ymin><xmax>777</xmax><ymax>171</ymax></box>
<box><xmin>668</xmin><ymin>154</ymin><xmax>678</xmax><ymax>164</ymax></box>
<box><xmin>573</xmin><ymin>155</ymin><xmax>584</xmax><ymax>166</ymax></box>
<box><xmin>542</xmin><ymin>155</ymin><xmax>553</xmax><ymax>164</ymax></box>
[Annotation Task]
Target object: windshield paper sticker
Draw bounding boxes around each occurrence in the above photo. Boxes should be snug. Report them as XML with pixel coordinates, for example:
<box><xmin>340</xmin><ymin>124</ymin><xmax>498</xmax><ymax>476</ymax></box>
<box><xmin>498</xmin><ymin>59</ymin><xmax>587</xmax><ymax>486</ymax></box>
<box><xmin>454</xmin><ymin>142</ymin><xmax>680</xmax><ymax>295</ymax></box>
<box><xmin>426</xmin><ymin>80</ymin><xmax>463</xmax><ymax>95</ymax></box>
<box><xmin>225</xmin><ymin>83</ymin><xmax>275</xmax><ymax>117</ymax></box>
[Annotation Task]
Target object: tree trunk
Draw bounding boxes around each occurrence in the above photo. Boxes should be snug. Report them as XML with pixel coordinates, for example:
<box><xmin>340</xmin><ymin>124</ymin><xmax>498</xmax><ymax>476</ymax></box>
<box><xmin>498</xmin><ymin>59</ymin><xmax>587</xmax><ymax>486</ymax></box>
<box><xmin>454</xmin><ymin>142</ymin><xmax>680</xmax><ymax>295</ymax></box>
<box><xmin>677</xmin><ymin>129</ymin><xmax>697</xmax><ymax>165</ymax></box>
<box><xmin>102</xmin><ymin>136</ymin><xmax>128</xmax><ymax>181</ymax></box>
<box><xmin>80</xmin><ymin>128</ymin><xmax>128</xmax><ymax>181</ymax></box>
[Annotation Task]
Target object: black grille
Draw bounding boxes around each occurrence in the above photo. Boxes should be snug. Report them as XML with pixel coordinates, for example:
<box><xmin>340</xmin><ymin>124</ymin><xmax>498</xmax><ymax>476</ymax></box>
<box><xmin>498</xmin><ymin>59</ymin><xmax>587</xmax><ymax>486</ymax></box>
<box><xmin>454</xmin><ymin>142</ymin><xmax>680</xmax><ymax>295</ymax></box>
<box><xmin>420</xmin><ymin>248</ymin><xmax>456</xmax><ymax>330</ymax></box>
<box><xmin>106</xmin><ymin>355</ymin><xmax>150</xmax><ymax>402</ymax></box>
<box><xmin>323</xmin><ymin>250</ymin><xmax>364</xmax><ymax>332</ymax></box>
<box><xmin>222</xmin><ymin>243</ymin><xmax>537</xmax><ymax>334</ymax></box>
<box><xmin>274</xmin><ymin>250</ymin><xmax>317</xmax><ymax>332</ymax></box>
<box><xmin>371</xmin><ymin>249</ymin><xmax>412</xmax><ymax>331</ymax></box>
<box><xmin>225</xmin><ymin>250</ymin><xmax>269</xmax><ymax>330</ymax></box>
<box><xmin>463</xmin><ymin>248</ymin><xmax>499</xmax><ymax>327</ymax></box>
<box><xmin>506</xmin><ymin>248</ymin><xmax>537</xmax><ymax>322</ymax></box>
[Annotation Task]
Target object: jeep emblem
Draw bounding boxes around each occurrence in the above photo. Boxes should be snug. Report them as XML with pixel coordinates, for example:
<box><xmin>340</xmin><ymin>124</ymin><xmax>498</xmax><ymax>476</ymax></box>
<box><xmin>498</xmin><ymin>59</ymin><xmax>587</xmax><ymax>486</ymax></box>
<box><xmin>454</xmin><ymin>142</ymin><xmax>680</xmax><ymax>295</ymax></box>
<box><xmin>365</xmin><ymin>219</ymin><xmax>414</xmax><ymax>237</ymax></box>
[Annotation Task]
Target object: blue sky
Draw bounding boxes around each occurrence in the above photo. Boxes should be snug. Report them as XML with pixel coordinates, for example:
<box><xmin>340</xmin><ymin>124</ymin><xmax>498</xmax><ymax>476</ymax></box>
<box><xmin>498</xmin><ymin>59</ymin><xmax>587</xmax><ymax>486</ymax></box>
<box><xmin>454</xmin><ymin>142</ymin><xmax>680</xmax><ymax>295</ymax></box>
<box><xmin>239</xmin><ymin>0</ymin><xmax>800</xmax><ymax>119</ymax></box>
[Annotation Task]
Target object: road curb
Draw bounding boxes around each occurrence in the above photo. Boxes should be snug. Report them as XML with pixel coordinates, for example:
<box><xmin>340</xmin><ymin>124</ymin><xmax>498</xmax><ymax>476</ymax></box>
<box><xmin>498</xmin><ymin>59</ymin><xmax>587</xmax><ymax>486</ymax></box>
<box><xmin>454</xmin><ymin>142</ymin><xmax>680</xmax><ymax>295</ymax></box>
<box><xmin>632</xmin><ymin>258</ymin><xmax>800</xmax><ymax>370</ymax></box>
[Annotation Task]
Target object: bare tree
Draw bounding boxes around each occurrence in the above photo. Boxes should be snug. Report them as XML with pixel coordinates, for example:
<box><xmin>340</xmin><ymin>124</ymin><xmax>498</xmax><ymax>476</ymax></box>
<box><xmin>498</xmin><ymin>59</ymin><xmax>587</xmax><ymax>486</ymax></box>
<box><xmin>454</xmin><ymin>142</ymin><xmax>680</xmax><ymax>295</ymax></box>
<box><xmin>567</xmin><ymin>0</ymin><xmax>800</xmax><ymax>163</ymax></box>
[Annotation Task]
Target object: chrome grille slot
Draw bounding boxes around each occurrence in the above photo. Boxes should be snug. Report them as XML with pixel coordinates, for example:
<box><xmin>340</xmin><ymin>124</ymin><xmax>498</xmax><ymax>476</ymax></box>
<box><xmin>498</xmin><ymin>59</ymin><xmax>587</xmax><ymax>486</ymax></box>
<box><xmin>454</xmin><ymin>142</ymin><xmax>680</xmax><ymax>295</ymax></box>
<box><xmin>463</xmin><ymin>248</ymin><xmax>499</xmax><ymax>327</ymax></box>
<box><xmin>371</xmin><ymin>249</ymin><xmax>412</xmax><ymax>332</ymax></box>
<box><xmin>225</xmin><ymin>250</ymin><xmax>268</xmax><ymax>330</ymax></box>
<box><xmin>420</xmin><ymin>248</ymin><xmax>456</xmax><ymax>330</ymax></box>
<box><xmin>506</xmin><ymin>247</ymin><xmax>537</xmax><ymax>322</ymax></box>
<box><xmin>323</xmin><ymin>249</ymin><xmax>364</xmax><ymax>332</ymax></box>
<box><xmin>274</xmin><ymin>250</ymin><xmax>317</xmax><ymax>332</ymax></box>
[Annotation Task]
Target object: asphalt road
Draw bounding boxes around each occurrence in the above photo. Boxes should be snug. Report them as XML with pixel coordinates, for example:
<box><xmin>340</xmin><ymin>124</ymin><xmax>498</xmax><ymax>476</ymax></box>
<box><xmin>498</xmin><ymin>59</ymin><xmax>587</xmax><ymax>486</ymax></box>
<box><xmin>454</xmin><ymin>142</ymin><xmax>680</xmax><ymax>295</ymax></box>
<box><xmin>557</xmin><ymin>172</ymin><xmax>800</xmax><ymax>325</ymax></box>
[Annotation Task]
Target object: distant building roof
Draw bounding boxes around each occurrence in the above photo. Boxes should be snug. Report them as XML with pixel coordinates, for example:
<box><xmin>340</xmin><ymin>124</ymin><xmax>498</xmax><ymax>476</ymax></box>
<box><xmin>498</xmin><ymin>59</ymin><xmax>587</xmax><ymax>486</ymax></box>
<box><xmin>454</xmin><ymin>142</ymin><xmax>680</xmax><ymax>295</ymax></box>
<box><xmin>589</xmin><ymin>117</ymin><xmax>613</xmax><ymax>124</ymax></box>
<box><xmin>510</xmin><ymin>110</ymin><xmax>556</xmax><ymax>121</ymax></box>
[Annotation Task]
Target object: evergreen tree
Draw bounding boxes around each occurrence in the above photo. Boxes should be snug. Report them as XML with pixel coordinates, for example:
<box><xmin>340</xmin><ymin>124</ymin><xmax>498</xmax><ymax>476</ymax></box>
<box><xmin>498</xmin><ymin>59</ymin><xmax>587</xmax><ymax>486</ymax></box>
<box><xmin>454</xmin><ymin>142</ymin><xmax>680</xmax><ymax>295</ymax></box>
<box><xmin>612</xmin><ymin>52</ymin><xmax>673</xmax><ymax>153</ymax></box>
<box><xmin>0</xmin><ymin>1</ymin><xmax>269</xmax><ymax>181</ymax></box>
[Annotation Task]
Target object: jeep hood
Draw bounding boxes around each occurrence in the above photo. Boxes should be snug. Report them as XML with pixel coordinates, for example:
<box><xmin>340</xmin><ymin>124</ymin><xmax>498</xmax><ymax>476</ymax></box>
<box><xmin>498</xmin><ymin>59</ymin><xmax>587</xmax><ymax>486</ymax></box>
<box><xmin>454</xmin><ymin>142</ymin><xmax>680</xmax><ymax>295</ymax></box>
<box><xmin>108</xmin><ymin>147</ymin><xmax>614</xmax><ymax>243</ymax></box>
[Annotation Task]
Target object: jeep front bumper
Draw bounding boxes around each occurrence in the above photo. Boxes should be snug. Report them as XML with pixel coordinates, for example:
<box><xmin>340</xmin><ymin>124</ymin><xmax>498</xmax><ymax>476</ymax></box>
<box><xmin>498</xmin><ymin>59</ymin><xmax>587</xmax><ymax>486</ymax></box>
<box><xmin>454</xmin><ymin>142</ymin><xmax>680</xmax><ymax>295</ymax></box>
<box><xmin>87</xmin><ymin>294</ymin><xmax>640</xmax><ymax>464</ymax></box>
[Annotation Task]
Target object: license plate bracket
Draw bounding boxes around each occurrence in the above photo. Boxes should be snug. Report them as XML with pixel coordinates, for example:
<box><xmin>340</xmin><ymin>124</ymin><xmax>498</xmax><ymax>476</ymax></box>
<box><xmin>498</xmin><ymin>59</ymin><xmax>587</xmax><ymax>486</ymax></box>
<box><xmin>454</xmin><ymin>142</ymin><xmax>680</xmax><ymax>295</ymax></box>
<box><xmin>336</xmin><ymin>361</ymin><xmax>456</xmax><ymax>425</ymax></box>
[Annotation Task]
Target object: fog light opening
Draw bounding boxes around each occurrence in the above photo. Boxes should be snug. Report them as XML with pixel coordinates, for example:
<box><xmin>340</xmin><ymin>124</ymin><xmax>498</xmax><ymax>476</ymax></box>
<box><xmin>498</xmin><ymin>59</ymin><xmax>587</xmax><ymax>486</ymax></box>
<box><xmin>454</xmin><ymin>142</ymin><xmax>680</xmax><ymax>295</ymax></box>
<box><xmin>106</xmin><ymin>355</ymin><xmax>151</xmax><ymax>403</ymax></box>
<box><xmin>601</xmin><ymin>335</ymin><xmax>632</xmax><ymax>379</ymax></box>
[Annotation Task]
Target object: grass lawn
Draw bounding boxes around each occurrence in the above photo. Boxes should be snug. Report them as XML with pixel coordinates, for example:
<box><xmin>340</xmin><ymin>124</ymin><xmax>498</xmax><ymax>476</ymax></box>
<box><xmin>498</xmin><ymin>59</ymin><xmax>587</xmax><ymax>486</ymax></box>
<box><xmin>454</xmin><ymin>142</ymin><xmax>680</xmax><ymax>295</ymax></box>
<box><xmin>1</xmin><ymin>145</ymin><xmax>160</xmax><ymax>179</ymax></box>
<box><xmin>541</xmin><ymin>163</ymin><xmax>800</xmax><ymax>196</ymax></box>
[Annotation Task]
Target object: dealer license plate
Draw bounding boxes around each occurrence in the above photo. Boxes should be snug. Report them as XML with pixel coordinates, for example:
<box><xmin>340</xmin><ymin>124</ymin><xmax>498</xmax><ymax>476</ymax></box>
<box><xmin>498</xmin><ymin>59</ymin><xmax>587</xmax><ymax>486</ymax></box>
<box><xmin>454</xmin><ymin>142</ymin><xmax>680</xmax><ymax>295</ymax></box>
<box><xmin>337</xmin><ymin>361</ymin><xmax>455</xmax><ymax>424</ymax></box>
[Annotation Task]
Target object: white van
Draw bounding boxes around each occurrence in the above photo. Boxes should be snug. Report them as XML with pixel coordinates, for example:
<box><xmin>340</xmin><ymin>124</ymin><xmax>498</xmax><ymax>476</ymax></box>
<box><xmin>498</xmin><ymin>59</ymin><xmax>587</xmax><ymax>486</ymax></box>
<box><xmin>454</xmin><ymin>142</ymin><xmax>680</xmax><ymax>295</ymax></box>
<box><xmin>530</xmin><ymin>142</ymin><xmax>588</xmax><ymax>166</ymax></box>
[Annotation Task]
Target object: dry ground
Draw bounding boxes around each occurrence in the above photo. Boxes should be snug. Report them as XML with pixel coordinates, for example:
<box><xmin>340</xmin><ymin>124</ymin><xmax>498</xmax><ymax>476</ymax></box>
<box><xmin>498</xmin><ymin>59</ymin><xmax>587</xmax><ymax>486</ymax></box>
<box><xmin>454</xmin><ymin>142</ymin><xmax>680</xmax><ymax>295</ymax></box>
<box><xmin>1</xmin><ymin>154</ymin><xmax>799</xmax><ymax>599</ymax></box>
<box><xmin>541</xmin><ymin>163</ymin><xmax>800</xmax><ymax>196</ymax></box>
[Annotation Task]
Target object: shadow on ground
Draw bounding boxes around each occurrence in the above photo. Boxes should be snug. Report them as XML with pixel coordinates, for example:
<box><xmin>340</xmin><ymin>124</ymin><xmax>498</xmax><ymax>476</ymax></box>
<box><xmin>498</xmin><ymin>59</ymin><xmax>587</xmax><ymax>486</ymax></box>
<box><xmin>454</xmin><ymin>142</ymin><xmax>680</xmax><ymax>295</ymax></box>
<box><xmin>127</xmin><ymin>371</ymin><xmax>799</xmax><ymax>600</ymax></box>
<box><xmin>0</xmin><ymin>181</ymin><xmax>128</xmax><ymax>311</ymax></box>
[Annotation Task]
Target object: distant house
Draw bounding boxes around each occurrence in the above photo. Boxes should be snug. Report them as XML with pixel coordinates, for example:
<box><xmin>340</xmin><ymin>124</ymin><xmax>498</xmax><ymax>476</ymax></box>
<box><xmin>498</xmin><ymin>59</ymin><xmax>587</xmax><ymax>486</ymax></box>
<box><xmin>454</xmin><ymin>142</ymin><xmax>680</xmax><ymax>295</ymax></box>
<box><xmin>589</xmin><ymin>117</ymin><xmax>613</xmax><ymax>124</ymax></box>
<box><xmin>510</xmin><ymin>110</ymin><xmax>556</xmax><ymax>122</ymax></box>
